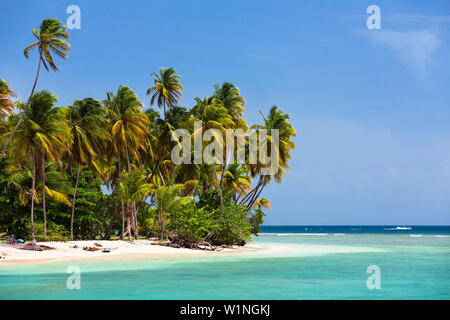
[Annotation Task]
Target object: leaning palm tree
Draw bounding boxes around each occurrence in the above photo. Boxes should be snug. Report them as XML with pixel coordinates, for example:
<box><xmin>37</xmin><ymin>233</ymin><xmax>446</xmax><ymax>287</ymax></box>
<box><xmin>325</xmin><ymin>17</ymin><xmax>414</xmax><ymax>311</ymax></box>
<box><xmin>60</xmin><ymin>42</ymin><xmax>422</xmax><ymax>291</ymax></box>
<box><xmin>187</xmin><ymin>98</ymin><xmax>235</xmax><ymax>218</ymax></box>
<box><xmin>0</xmin><ymin>19</ymin><xmax>70</xmax><ymax>162</ymax></box>
<box><xmin>242</xmin><ymin>106</ymin><xmax>296</xmax><ymax>210</ymax></box>
<box><xmin>153</xmin><ymin>184</ymin><xmax>192</xmax><ymax>240</ymax></box>
<box><xmin>0</xmin><ymin>79</ymin><xmax>16</xmax><ymax>120</ymax></box>
<box><xmin>67</xmin><ymin>98</ymin><xmax>108</xmax><ymax>240</ymax></box>
<box><xmin>8</xmin><ymin>91</ymin><xmax>70</xmax><ymax>243</ymax></box>
<box><xmin>147</xmin><ymin>67</ymin><xmax>184</xmax><ymax>119</ymax></box>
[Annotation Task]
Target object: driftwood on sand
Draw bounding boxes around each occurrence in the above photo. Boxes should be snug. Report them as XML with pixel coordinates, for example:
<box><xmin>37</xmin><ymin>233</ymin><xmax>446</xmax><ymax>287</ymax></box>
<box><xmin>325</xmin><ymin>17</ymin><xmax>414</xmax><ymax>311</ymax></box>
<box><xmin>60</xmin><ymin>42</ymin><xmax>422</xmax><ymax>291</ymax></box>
<box><xmin>0</xmin><ymin>242</ymin><xmax>55</xmax><ymax>251</ymax></box>
<box><xmin>150</xmin><ymin>239</ymin><xmax>226</xmax><ymax>252</ymax></box>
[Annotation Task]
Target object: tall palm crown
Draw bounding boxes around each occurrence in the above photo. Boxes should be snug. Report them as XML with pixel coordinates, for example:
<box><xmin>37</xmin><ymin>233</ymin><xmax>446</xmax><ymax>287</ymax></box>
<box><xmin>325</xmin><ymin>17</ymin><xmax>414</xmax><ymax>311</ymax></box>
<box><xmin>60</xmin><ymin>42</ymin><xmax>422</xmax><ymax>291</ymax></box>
<box><xmin>68</xmin><ymin>98</ymin><xmax>108</xmax><ymax>169</ymax></box>
<box><xmin>11</xmin><ymin>91</ymin><xmax>70</xmax><ymax>166</ymax></box>
<box><xmin>213</xmin><ymin>82</ymin><xmax>247</xmax><ymax>130</ymax></box>
<box><xmin>105</xmin><ymin>86</ymin><xmax>150</xmax><ymax>170</ymax></box>
<box><xmin>147</xmin><ymin>67</ymin><xmax>184</xmax><ymax>118</ymax></box>
<box><xmin>1</xmin><ymin>19</ymin><xmax>71</xmax><ymax>162</ymax></box>
<box><xmin>0</xmin><ymin>79</ymin><xmax>16</xmax><ymax>119</ymax></box>
<box><xmin>251</xmin><ymin>106</ymin><xmax>296</xmax><ymax>183</ymax></box>
<box><xmin>24</xmin><ymin>18</ymin><xmax>71</xmax><ymax>72</ymax></box>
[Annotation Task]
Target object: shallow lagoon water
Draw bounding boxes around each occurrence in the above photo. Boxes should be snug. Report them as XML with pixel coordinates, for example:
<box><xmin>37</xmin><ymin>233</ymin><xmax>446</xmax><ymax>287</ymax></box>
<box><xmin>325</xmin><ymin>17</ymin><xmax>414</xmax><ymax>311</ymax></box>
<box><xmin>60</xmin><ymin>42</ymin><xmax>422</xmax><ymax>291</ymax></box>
<box><xmin>1</xmin><ymin>226</ymin><xmax>449</xmax><ymax>299</ymax></box>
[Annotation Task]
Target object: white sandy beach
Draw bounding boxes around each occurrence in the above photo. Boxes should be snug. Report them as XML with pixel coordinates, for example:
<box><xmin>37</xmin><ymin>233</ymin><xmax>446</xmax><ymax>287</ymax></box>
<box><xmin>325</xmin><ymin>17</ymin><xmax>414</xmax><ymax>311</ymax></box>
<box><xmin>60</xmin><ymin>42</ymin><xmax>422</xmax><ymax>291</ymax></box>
<box><xmin>0</xmin><ymin>240</ymin><xmax>264</xmax><ymax>265</ymax></box>
<box><xmin>0</xmin><ymin>239</ymin><xmax>386</xmax><ymax>266</ymax></box>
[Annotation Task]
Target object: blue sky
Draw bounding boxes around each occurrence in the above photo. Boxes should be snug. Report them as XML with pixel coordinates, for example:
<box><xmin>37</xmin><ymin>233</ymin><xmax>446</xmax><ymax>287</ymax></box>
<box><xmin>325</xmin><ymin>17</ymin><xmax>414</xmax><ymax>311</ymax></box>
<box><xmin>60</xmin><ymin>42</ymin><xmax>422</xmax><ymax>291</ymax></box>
<box><xmin>1</xmin><ymin>0</ymin><xmax>449</xmax><ymax>225</ymax></box>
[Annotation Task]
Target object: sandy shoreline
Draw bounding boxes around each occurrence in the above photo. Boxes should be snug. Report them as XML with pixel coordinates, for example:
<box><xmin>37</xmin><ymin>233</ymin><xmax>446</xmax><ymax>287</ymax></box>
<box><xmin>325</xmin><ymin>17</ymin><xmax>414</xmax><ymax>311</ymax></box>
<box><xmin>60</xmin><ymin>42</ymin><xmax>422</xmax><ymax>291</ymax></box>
<box><xmin>0</xmin><ymin>240</ymin><xmax>262</xmax><ymax>266</ymax></box>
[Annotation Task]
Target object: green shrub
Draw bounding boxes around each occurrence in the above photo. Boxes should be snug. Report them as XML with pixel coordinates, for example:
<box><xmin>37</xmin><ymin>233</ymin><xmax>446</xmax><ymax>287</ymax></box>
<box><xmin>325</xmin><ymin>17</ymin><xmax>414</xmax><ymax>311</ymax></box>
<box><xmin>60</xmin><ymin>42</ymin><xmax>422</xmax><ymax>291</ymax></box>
<box><xmin>167</xmin><ymin>204</ymin><xmax>216</xmax><ymax>245</ymax></box>
<box><xmin>33</xmin><ymin>221</ymin><xmax>69</xmax><ymax>242</ymax></box>
<box><xmin>211</xmin><ymin>205</ymin><xmax>252</xmax><ymax>246</ymax></box>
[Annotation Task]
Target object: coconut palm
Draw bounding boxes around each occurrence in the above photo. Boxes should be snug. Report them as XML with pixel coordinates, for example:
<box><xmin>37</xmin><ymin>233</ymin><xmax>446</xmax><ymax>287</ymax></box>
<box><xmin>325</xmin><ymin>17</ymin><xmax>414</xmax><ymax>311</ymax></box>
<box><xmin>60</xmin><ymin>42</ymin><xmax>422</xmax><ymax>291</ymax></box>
<box><xmin>147</xmin><ymin>67</ymin><xmax>184</xmax><ymax>119</ymax></box>
<box><xmin>147</xmin><ymin>106</ymin><xmax>189</xmax><ymax>182</ymax></box>
<box><xmin>0</xmin><ymin>79</ymin><xmax>16</xmax><ymax>120</ymax></box>
<box><xmin>67</xmin><ymin>98</ymin><xmax>108</xmax><ymax>240</ymax></box>
<box><xmin>105</xmin><ymin>86</ymin><xmax>150</xmax><ymax>238</ymax></box>
<box><xmin>188</xmin><ymin>98</ymin><xmax>235</xmax><ymax>217</ymax></box>
<box><xmin>153</xmin><ymin>184</ymin><xmax>192</xmax><ymax>239</ymax></box>
<box><xmin>0</xmin><ymin>19</ymin><xmax>70</xmax><ymax>162</ymax></box>
<box><xmin>253</xmin><ymin>197</ymin><xmax>271</xmax><ymax>210</ymax></box>
<box><xmin>8</xmin><ymin>91</ymin><xmax>70</xmax><ymax>243</ymax></box>
<box><xmin>105</xmin><ymin>86</ymin><xmax>150</xmax><ymax>172</ymax></box>
<box><xmin>243</xmin><ymin>106</ymin><xmax>296</xmax><ymax>210</ymax></box>
<box><xmin>213</xmin><ymin>82</ymin><xmax>247</xmax><ymax>130</ymax></box>
<box><xmin>116</xmin><ymin>170</ymin><xmax>154</xmax><ymax>241</ymax></box>
<box><xmin>222</xmin><ymin>163</ymin><xmax>252</xmax><ymax>202</ymax></box>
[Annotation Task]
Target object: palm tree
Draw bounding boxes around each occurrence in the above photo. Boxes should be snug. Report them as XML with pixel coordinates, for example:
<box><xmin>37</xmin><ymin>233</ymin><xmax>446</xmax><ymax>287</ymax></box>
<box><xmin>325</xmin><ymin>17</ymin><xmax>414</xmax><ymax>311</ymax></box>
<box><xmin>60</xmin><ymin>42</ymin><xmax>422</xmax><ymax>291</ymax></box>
<box><xmin>116</xmin><ymin>170</ymin><xmax>154</xmax><ymax>241</ymax></box>
<box><xmin>213</xmin><ymin>82</ymin><xmax>247</xmax><ymax>130</ymax></box>
<box><xmin>243</xmin><ymin>106</ymin><xmax>296</xmax><ymax>210</ymax></box>
<box><xmin>67</xmin><ymin>98</ymin><xmax>108</xmax><ymax>240</ymax></box>
<box><xmin>188</xmin><ymin>98</ymin><xmax>235</xmax><ymax>217</ymax></box>
<box><xmin>222</xmin><ymin>163</ymin><xmax>252</xmax><ymax>202</ymax></box>
<box><xmin>0</xmin><ymin>79</ymin><xmax>16</xmax><ymax>120</ymax></box>
<box><xmin>253</xmin><ymin>197</ymin><xmax>271</xmax><ymax>210</ymax></box>
<box><xmin>105</xmin><ymin>86</ymin><xmax>150</xmax><ymax>172</ymax></box>
<box><xmin>0</xmin><ymin>19</ymin><xmax>70</xmax><ymax>162</ymax></box>
<box><xmin>146</xmin><ymin>106</ymin><xmax>189</xmax><ymax>182</ymax></box>
<box><xmin>105</xmin><ymin>86</ymin><xmax>150</xmax><ymax>238</ymax></box>
<box><xmin>147</xmin><ymin>67</ymin><xmax>184</xmax><ymax>119</ymax></box>
<box><xmin>153</xmin><ymin>184</ymin><xmax>192</xmax><ymax>239</ymax></box>
<box><xmin>8</xmin><ymin>91</ymin><xmax>70</xmax><ymax>243</ymax></box>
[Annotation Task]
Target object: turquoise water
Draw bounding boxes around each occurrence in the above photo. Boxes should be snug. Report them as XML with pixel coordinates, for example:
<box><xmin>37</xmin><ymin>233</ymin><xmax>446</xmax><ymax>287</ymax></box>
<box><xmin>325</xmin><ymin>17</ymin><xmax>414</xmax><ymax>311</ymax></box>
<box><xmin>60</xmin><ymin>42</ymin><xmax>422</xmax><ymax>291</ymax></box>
<box><xmin>1</xmin><ymin>227</ymin><xmax>449</xmax><ymax>299</ymax></box>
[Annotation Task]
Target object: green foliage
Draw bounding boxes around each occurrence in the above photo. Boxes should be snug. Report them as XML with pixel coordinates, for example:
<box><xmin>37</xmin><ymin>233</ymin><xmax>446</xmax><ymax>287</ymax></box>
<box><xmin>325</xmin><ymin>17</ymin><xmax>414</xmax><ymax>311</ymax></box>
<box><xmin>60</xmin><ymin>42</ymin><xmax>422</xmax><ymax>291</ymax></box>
<box><xmin>167</xmin><ymin>203</ymin><xmax>216</xmax><ymax>244</ymax></box>
<box><xmin>197</xmin><ymin>187</ymin><xmax>233</xmax><ymax>211</ymax></box>
<box><xmin>249</xmin><ymin>208</ymin><xmax>266</xmax><ymax>235</ymax></box>
<box><xmin>210</xmin><ymin>205</ymin><xmax>253</xmax><ymax>246</ymax></box>
<box><xmin>34</xmin><ymin>221</ymin><xmax>69</xmax><ymax>242</ymax></box>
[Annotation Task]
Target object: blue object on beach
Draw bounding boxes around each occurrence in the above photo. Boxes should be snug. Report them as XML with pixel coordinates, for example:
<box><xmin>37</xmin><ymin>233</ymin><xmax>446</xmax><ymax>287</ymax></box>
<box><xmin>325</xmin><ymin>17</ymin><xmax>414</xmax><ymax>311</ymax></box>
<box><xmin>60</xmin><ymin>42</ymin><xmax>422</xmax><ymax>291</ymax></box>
<box><xmin>17</xmin><ymin>239</ymin><xmax>24</xmax><ymax>243</ymax></box>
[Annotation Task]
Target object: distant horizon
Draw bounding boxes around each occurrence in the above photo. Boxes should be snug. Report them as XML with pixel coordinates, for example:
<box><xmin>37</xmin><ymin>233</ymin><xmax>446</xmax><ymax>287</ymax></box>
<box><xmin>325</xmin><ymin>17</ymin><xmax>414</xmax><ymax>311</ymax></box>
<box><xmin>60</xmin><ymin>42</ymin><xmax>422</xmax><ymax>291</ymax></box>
<box><xmin>261</xmin><ymin>224</ymin><xmax>450</xmax><ymax>226</ymax></box>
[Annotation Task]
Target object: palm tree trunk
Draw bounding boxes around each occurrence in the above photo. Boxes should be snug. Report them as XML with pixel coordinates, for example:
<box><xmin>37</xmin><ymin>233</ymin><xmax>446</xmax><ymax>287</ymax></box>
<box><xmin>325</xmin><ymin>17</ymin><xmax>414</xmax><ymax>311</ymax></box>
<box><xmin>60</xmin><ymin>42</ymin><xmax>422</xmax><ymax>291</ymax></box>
<box><xmin>157</xmin><ymin>210</ymin><xmax>164</xmax><ymax>240</ymax></box>
<box><xmin>121</xmin><ymin>201</ymin><xmax>125</xmax><ymax>240</ymax></box>
<box><xmin>70</xmin><ymin>162</ymin><xmax>81</xmax><ymax>240</ymax></box>
<box><xmin>239</xmin><ymin>187</ymin><xmax>257</xmax><ymax>205</ymax></box>
<box><xmin>213</xmin><ymin>165</ymin><xmax>224</xmax><ymax>218</ymax></box>
<box><xmin>158</xmin><ymin>168</ymin><xmax>166</xmax><ymax>185</ymax></box>
<box><xmin>125</xmin><ymin>145</ymin><xmax>131</xmax><ymax>173</ymax></box>
<box><xmin>127</xmin><ymin>206</ymin><xmax>132</xmax><ymax>242</ymax></box>
<box><xmin>30</xmin><ymin>154</ymin><xmax>37</xmax><ymax>244</ymax></box>
<box><xmin>42</xmin><ymin>178</ymin><xmax>47</xmax><ymax>237</ymax></box>
<box><xmin>247</xmin><ymin>184</ymin><xmax>265</xmax><ymax>211</ymax></box>
<box><xmin>0</xmin><ymin>50</ymin><xmax>43</xmax><ymax>162</ymax></box>
<box><xmin>117</xmin><ymin>156</ymin><xmax>125</xmax><ymax>240</ymax></box>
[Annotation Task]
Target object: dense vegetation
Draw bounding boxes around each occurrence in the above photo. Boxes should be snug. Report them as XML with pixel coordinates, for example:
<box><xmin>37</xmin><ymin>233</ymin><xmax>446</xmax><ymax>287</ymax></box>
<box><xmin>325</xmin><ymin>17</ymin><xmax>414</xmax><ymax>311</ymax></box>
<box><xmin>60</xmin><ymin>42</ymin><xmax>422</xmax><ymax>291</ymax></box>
<box><xmin>0</xmin><ymin>19</ymin><xmax>296</xmax><ymax>247</ymax></box>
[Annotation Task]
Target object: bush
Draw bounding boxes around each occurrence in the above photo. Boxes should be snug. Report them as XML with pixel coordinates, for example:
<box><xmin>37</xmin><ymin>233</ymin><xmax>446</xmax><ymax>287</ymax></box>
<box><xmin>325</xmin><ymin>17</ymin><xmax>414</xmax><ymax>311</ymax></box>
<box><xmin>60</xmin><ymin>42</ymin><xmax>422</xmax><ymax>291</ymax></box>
<box><xmin>210</xmin><ymin>205</ymin><xmax>253</xmax><ymax>246</ymax></box>
<box><xmin>249</xmin><ymin>208</ymin><xmax>266</xmax><ymax>235</ymax></box>
<box><xmin>167</xmin><ymin>204</ymin><xmax>216</xmax><ymax>245</ymax></box>
<box><xmin>33</xmin><ymin>221</ymin><xmax>69</xmax><ymax>242</ymax></box>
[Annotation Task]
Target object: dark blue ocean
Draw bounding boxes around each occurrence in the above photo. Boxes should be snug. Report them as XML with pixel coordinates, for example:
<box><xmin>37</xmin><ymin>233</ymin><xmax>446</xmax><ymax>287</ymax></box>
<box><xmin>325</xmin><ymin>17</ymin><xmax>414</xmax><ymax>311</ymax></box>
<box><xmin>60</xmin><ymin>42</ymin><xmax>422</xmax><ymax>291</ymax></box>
<box><xmin>261</xmin><ymin>225</ymin><xmax>450</xmax><ymax>234</ymax></box>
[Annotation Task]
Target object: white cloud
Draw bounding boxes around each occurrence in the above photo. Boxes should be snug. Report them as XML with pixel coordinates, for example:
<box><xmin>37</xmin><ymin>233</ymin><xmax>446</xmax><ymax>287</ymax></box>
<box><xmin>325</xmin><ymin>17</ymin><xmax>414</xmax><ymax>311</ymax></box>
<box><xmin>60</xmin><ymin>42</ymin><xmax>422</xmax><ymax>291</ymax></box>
<box><xmin>366</xmin><ymin>29</ymin><xmax>442</xmax><ymax>74</ymax></box>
